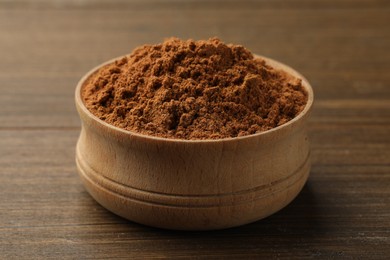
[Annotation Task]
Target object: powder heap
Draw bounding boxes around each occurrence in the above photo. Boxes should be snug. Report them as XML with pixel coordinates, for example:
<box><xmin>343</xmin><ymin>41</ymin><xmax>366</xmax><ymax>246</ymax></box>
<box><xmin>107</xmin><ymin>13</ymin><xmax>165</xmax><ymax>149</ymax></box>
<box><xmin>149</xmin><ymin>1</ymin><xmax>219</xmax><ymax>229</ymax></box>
<box><xmin>82</xmin><ymin>38</ymin><xmax>307</xmax><ymax>140</ymax></box>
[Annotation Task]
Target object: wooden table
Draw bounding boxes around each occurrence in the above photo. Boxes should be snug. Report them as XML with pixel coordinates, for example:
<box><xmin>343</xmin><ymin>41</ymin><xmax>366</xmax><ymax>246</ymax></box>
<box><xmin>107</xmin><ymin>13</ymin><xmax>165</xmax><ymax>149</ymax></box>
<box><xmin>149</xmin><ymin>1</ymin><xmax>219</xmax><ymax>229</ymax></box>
<box><xmin>1</xmin><ymin>0</ymin><xmax>389</xmax><ymax>258</ymax></box>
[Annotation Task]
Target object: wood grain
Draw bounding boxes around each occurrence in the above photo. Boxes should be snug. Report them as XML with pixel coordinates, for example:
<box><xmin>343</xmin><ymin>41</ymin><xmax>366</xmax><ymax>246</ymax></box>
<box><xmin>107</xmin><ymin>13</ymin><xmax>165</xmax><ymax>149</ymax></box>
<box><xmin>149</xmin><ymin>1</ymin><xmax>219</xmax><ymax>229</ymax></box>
<box><xmin>0</xmin><ymin>0</ymin><xmax>389</xmax><ymax>258</ymax></box>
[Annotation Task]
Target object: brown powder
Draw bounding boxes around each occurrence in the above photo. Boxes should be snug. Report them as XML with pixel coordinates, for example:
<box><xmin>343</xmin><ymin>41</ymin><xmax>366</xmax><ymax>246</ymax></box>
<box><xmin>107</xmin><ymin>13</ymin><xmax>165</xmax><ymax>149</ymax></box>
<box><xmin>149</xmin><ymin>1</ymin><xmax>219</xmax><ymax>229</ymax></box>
<box><xmin>82</xmin><ymin>38</ymin><xmax>307</xmax><ymax>140</ymax></box>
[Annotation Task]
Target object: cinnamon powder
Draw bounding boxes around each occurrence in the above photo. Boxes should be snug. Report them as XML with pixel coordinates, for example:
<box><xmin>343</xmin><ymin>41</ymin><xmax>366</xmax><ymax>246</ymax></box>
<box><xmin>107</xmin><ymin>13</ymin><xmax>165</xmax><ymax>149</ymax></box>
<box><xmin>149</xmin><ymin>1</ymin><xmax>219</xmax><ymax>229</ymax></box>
<box><xmin>82</xmin><ymin>38</ymin><xmax>307</xmax><ymax>140</ymax></box>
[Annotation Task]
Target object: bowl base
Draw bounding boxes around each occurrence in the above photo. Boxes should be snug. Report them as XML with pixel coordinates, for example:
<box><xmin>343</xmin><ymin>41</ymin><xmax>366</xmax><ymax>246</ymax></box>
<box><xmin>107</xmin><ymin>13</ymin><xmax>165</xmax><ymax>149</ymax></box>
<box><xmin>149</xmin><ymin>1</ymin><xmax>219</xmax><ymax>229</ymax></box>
<box><xmin>76</xmin><ymin>146</ymin><xmax>310</xmax><ymax>230</ymax></box>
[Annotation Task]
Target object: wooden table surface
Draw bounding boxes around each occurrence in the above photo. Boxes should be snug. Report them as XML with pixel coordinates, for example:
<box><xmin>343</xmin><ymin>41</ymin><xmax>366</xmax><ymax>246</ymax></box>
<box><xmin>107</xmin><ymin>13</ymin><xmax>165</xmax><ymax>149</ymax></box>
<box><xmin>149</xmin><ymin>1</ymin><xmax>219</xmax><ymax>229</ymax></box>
<box><xmin>1</xmin><ymin>0</ymin><xmax>389</xmax><ymax>258</ymax></box>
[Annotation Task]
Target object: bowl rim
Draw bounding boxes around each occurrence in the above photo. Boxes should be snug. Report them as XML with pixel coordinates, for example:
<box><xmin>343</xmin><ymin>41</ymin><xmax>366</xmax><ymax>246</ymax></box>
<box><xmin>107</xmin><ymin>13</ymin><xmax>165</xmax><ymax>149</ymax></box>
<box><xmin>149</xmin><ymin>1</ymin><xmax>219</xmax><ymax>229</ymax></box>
<box><xmin>75</xmin><ymin>55</ymin><xmax>314</xmax><ymax>143</ymax></box>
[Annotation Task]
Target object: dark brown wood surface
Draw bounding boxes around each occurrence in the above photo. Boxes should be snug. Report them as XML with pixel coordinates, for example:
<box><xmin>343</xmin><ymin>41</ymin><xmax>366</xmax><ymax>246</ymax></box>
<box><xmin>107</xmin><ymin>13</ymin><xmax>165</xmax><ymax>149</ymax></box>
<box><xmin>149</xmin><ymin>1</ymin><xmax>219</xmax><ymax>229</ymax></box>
<box><xmin>1</xmin><ymin>0</ymin><xmax>389</xmax><ymax>258</ymax></box>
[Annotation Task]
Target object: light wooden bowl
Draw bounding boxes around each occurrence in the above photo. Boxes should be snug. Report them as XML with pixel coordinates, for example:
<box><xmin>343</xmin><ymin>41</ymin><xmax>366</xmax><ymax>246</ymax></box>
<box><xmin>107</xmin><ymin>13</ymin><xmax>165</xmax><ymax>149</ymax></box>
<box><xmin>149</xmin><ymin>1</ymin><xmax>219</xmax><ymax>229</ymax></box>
<box><xmin>75</xmin><ymin>55</ymin><xmax>314</xmax><ymax>230</ymax></box>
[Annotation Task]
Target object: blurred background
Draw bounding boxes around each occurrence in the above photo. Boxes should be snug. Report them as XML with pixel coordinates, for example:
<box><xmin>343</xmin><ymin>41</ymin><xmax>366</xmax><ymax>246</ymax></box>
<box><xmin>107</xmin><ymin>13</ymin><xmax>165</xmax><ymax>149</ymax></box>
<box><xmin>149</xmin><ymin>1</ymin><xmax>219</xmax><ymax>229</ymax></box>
<box><xmin>1</xmin><ymin>0</ymin><xmax>389</xmax><ymax>128</ymax></box>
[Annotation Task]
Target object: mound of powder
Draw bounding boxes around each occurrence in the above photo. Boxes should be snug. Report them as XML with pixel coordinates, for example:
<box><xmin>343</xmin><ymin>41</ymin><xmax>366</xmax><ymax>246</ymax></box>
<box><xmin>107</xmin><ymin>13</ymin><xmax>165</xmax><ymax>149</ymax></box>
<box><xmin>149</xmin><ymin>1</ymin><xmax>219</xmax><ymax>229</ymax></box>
<box><xmin>82</xmin><ymin>38</ymin><xmax>307</xmax><ymax>140</ymax></box>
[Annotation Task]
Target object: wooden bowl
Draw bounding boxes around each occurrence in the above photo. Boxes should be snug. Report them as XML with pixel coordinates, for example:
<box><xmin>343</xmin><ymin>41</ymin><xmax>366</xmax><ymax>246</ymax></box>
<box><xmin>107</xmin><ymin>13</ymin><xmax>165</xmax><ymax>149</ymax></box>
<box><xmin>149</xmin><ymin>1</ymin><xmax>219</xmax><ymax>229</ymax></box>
<box><xmin>75</xmin><ymin>55</ymin><xmax>314</xmax><ymax>230</ymax></box>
